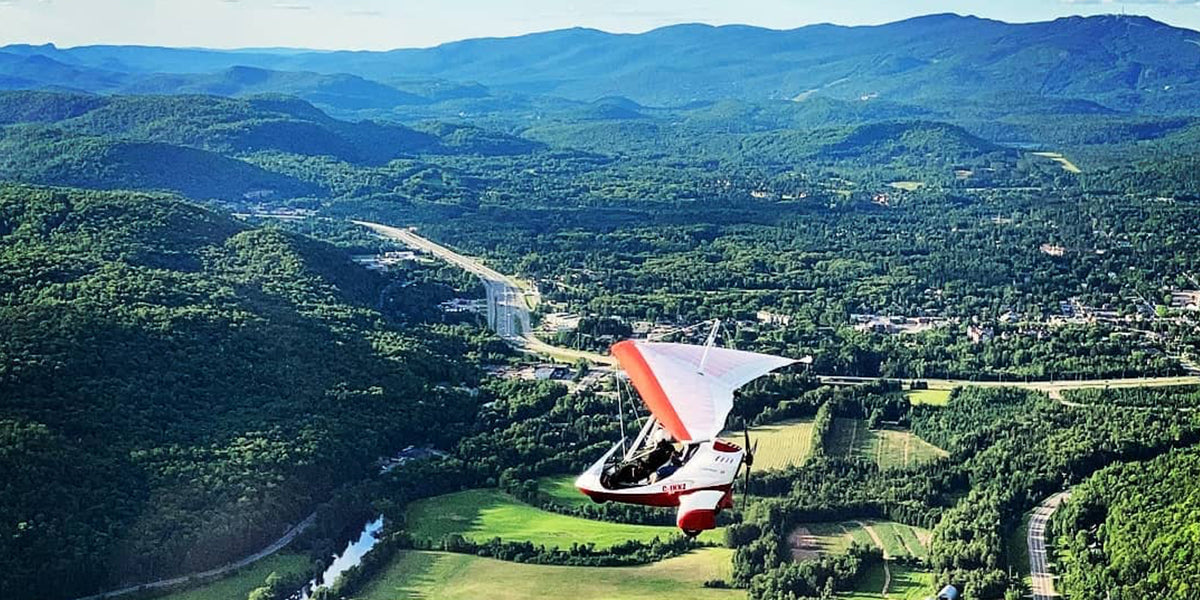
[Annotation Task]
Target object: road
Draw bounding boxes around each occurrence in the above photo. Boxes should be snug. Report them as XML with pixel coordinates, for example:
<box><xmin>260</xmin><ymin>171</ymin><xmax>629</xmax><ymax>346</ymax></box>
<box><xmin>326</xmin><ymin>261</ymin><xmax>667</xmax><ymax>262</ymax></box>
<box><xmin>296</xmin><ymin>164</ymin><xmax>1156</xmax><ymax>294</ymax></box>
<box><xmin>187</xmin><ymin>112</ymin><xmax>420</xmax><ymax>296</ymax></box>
<box><xmin>355</xmin><ymin>221</ymin><xmax>615</xmax><ymax>366</ymax></box>
<box><xmin>1028</xmin><ymin>492</ymin><xmax>1069</xmax><ymax>600</ymax></box>
<box><xmin>356</xmin><ymin>221</ymin><xmax>1200</xmax><ymax>382</ymax></box>
<box><xmin>819</xmin><ymin>374</ymin><xmax>1200</xmax><ymax>399</ymax></box>
<box><xmin>72</xmin><ymin>512</ymin><xmax>316</xmax><ymax>600</ymax></box>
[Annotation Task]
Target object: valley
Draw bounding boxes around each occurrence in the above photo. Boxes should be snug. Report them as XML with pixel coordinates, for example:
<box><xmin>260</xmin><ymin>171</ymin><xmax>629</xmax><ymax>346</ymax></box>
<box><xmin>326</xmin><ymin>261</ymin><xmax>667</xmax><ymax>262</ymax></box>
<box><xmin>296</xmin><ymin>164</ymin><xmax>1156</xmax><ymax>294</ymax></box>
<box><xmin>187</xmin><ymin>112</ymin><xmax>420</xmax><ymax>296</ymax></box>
<box><xmin>4</xmin><ymin>10</ymin><xmax>1200</xmax><ymax>600</ymax></box>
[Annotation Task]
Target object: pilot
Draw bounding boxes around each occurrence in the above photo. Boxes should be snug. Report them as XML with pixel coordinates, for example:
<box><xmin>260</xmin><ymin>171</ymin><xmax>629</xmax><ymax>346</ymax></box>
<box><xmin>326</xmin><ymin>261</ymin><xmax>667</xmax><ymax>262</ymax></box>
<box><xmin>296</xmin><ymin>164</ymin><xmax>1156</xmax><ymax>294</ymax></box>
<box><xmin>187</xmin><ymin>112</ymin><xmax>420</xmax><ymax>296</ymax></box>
<box><xmin>645</xmin><ymin>429</ymin><xmax>682</xmax><ymax>483</ymax></box>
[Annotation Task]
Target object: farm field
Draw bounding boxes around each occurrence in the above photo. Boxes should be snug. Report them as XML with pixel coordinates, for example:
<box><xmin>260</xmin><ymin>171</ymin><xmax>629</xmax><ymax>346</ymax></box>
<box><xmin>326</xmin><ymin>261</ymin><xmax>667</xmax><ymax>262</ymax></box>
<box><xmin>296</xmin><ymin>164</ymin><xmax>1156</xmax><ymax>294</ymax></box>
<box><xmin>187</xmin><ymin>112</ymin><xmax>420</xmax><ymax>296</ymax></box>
<box><xmin>153</xmin><ymin>554</ymin><xmax>310</xmax><ymax>600</ymax></box>
<box><xmin>828</xmin><ymin>419</ymin><xmax>947</xmax><ymax>469</ymax></box>
<box><xmin>744</xmin><ymin>419</ymin><xmax>816</xmax><ymax>470</ymax></box>
<box><xmin>787</xmin><ymin>520</ymin><xmax>931</xmax><ymax>561</ymax></box>
<box><xmin>404</xmin><ymin>488</ymin><xmax>680</xmax><ymax>549</ymax></box>
<box><xmin>904</xmin><ymin>388</ymin><xmax>952</xmax><ymax>406</ymax></box>
<box><xmin>349</xmin><ymin>549</ymin><xmax>744</xmax><ymax>600</ymax></box>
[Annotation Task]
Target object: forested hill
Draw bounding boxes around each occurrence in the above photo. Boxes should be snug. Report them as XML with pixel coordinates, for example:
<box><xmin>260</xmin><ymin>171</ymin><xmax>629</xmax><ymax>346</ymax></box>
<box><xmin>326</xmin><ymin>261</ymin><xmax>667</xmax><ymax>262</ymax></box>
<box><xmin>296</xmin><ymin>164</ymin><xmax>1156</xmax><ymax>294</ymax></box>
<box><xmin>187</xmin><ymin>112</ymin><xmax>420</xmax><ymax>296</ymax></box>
<box><xmin>0</xmin><ymin>91</ymin><xmax>541</xmax><ymax>201</ymax></box>
<box><xmin>0</xmin><ymin>185</ymin><xmax>481</xmax><ymax>600</ymax></box>
<box><xmin>3</xmin><ymin>14</ymin><xmax>1200</xmax><ymax>112</ymax></box>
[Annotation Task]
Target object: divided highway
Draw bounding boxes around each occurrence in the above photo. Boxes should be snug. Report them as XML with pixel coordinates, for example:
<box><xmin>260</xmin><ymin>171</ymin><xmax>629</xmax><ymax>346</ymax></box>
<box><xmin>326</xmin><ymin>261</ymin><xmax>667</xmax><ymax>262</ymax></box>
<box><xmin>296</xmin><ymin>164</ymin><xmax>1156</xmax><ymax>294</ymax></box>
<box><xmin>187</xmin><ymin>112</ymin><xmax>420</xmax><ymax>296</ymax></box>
<box><xmin>1028</xmin><ymin>492</ymin><xmax>1069</xmax><ymax>600</ymax></box>
<box><xmin>355</xmin><ymin>221</ymin><xmax>615</xmax><ymax>366</ymax></box>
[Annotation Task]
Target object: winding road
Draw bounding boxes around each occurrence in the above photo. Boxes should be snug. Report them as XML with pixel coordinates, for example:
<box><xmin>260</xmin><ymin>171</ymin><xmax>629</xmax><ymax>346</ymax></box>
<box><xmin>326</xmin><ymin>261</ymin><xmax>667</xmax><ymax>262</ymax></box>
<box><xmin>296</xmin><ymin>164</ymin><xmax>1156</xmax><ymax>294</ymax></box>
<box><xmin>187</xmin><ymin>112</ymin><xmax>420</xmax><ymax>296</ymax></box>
<box><xmin>71</xmin><ymin>513</ymin><xmax>316</xmax><ymax>600</ymax></box>
<box><xmin>1028</xmin><ymin>492</ymin><xmax>1069</xmax><ymax>600</ymax></box>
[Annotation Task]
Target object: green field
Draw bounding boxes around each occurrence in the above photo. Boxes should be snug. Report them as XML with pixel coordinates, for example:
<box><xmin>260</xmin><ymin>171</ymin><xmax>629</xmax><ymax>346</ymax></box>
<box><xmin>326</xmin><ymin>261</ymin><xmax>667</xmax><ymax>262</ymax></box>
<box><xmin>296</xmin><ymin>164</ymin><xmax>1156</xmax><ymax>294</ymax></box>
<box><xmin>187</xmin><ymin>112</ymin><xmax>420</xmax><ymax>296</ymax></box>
<box><xmin>349</xmin><ymin>549</ymin><xmax>744</xmax><ymax>600</ymax></box>
<box><xmin>789</xmin><ymin>521</ymin><xmax>932</xmax><ymax>562</ymax></box>
<box><xmin>405</xmin><ymin>489</ymin><xmax>680</xmax><ymax>549</ymax></box>
<box><xmin>828</xmin><ymin>419</ymin><xmax>947</xmax><ymax>470</ymax></box>
<box><xmin>153</xmin><ymin>554</ymin><xmax>310</xmax><ymax>600</ymax></box>
<box><xmin>747</xmin><ymin>419</ymin><xmax>816</xmax><ymax>470</ymax></box>
<box><xmin>537</xmin><ymin>475</ymin><xmax>593</xmax><ymax>508</ymax></box>
<box><xmin>904</xmin><ymin>388</ymin><xmax>952</xmax><ymax>406</ymax></box>
<box><xmin>839</xmin><ymin>563</ymin><xmax>937</xmax><ymax>599</ymax></box>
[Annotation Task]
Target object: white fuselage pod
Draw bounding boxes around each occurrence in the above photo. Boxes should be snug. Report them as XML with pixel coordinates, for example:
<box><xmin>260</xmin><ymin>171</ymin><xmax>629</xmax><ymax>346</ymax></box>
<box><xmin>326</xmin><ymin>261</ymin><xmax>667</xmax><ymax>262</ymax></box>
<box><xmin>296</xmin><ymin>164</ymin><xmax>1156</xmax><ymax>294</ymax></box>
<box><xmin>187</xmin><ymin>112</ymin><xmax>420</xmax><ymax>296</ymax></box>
<box><xmin>575</xmin><ymin>438</ymin><xmax>743</xmax><ymax>510</ymax></box>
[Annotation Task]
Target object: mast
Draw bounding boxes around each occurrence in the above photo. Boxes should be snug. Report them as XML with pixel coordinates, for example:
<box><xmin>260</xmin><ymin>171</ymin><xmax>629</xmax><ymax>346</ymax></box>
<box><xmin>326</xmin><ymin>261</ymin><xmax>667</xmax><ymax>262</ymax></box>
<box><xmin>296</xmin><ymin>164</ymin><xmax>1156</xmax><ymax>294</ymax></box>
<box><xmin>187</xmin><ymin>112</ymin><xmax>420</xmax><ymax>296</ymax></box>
<box><xmin>697</xmin><ymin>319</ymin><xmax>721</xmax><ymax>373</ymax></box>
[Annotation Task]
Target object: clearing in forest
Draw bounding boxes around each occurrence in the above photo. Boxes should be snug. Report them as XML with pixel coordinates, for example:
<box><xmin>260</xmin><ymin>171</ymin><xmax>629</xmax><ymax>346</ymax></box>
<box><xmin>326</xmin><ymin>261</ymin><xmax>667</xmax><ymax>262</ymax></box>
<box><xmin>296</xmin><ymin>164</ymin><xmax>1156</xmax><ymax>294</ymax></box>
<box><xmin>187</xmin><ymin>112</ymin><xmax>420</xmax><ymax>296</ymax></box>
<box><xmin>787</xmin><ymin>521</ymin><xmax>932</xmax><ymax>562</ymax></box>
<box><xmin>829</xmin><ymin>419</ymin><xmax>947</xmax><ymax>469</ymax></box>
<box><xmin>1031</xmin><ymin>151</ymin><xmax>1083</xmax><ymax>174</ymax></box>
<box><xmin>904</xmin><ymin>388</ymin><xmax>952</xmax><ymax>406</ymax></box>
<box><xmin>349</xmin><ymin>548</ymin><xmax>744</xmax><ymax>600</ymax></box>
<box><xmin>840</xmin><ymin>563</ymin><xmax>937</xmax><ymax>599</ymax></box>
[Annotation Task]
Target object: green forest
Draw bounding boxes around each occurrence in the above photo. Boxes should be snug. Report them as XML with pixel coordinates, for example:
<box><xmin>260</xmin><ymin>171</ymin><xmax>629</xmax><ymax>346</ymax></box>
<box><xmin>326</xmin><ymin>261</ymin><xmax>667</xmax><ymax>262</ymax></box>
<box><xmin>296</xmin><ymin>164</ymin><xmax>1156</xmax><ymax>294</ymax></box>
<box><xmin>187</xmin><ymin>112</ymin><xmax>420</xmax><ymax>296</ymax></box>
<box><xmin>4</xmin><ymin>19</ymin><xmax>1200</xmax><ymax>598</ymax></box>
<box><xmin>0</xmin><ymin>185</ymin><xmax>490</xmax><ymax>598</ymax></box>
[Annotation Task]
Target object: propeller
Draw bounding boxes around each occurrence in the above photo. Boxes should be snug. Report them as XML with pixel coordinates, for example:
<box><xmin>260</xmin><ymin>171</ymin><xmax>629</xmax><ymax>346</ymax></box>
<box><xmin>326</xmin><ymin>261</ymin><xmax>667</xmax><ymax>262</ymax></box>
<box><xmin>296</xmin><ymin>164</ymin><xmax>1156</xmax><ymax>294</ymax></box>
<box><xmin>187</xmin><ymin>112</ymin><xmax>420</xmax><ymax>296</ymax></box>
<box><xmin>740</xmin><ymin>418</ymin><xmax>755</xmax><ymax>510</ymax></box>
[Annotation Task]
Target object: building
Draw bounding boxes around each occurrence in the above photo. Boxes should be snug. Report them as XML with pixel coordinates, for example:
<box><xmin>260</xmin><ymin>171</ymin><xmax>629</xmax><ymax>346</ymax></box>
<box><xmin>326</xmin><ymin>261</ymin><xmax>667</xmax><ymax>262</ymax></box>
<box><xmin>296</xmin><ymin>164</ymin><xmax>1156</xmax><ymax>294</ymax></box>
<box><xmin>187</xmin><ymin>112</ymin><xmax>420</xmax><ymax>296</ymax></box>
<box><xmin>756</xmin><ymin>311</ymin><xmax>794</xmax><ymax>326</ymax></box>
<box><xmin>967</xmin><ymin>325</ymin><xmax>994</xmax><ymax>344</ymax></box>
<box><xmin>533</xmin><ymin>365</ymin><xmax>570</xmax><ymax>381</ymax></box>
<box><xmin>1040</xmin><ymin>243</ymin><xmax>1066</xmax><ymax>257</ymax></box>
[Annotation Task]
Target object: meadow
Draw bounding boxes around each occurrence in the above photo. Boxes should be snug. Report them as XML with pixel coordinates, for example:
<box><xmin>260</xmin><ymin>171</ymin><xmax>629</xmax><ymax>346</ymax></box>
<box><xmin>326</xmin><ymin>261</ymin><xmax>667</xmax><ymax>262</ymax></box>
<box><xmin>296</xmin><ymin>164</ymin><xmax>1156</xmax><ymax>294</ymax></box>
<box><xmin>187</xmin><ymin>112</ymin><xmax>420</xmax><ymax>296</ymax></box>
<box><xmin>828</xmin><ymin>419</ymin><xmax>947</xmax><ymax>470</ymax></box>
<box><xmin>904</xmin><ymin>388</ymin><xmax>953</xmax><ymax>406</ymax></box>
<box><xmin>348</xmin><ymin>548</ymin><xmax>744</xmax><ymax>600</ymax></box>
<box><xmin>841</xmin><ymin>563</ymin><xmax>937</xmax><ymax>599</ymax></box>
<box><xmin>404</xmin><ymin>488</ymin><xmax>680</xmax><ymax>548</ymax></box>
<box><xmin>537</xmin><ymin>474</ymin><xmax>593</xmax><ymax>508</ymax></box>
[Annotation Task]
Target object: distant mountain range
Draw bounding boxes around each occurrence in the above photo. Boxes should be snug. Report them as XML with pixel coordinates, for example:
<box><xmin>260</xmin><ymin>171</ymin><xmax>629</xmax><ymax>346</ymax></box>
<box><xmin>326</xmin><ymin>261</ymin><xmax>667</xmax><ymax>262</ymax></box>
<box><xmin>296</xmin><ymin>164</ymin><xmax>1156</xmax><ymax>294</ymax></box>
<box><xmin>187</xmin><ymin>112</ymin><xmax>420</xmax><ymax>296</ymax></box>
<box><xmin>3</xmin><ymin>14</ymin><xmax>1200</xmax><ymax>114</ymax></box>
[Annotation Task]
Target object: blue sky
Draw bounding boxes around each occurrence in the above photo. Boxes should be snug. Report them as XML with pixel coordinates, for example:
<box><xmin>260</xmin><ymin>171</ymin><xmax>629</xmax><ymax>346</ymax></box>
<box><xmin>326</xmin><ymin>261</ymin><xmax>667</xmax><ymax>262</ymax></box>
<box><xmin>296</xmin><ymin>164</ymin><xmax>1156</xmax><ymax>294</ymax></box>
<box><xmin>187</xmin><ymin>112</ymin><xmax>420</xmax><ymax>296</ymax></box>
<box><xmin>1</xmin><ymin>0</ymin><xmax>1199</xmax><ymax>49</ymax></box>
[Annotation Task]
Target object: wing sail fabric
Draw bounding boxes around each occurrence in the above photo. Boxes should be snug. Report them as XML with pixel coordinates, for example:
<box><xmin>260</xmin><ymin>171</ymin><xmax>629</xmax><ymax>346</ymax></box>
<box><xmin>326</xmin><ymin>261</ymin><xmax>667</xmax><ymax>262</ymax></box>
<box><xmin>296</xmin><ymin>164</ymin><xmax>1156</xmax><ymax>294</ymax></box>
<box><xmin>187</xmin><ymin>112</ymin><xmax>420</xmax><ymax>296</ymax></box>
<box><xmin>611</xmin><ymin>340</ymin><xmax>795</xmax><ymax>442</ymax></box>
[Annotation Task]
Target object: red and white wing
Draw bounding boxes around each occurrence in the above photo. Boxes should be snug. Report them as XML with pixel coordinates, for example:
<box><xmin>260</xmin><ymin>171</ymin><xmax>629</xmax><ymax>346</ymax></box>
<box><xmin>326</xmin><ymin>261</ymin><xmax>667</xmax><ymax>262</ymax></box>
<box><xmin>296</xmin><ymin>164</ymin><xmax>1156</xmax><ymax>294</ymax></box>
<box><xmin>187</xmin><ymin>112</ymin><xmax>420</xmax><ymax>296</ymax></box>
<box><xmin>612</xmin><ymin>340</ymin><xmax>795</xmax><ymax>442</ymax></box>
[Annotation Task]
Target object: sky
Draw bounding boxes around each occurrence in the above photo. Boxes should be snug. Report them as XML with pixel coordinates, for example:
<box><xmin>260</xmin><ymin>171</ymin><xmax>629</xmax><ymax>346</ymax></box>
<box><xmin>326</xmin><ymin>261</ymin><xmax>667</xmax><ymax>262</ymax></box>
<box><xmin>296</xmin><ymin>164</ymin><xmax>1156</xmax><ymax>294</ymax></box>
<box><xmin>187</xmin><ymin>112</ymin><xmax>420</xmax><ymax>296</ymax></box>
<box><xmin>1</xmin><ymin>0</ymin><xmax>1199</xmax><ymax>50</ymax></box>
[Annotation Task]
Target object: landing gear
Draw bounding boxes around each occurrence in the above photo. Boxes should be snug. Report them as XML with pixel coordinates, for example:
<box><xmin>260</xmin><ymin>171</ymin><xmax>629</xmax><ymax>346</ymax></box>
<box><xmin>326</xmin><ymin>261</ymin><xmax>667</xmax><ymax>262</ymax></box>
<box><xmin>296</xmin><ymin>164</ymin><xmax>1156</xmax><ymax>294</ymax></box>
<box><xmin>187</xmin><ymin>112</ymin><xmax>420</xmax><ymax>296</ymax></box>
<box><xmin>683</xmin><ymin>529</ymin><xmax>701</xmax><ymax>539</ymax></box>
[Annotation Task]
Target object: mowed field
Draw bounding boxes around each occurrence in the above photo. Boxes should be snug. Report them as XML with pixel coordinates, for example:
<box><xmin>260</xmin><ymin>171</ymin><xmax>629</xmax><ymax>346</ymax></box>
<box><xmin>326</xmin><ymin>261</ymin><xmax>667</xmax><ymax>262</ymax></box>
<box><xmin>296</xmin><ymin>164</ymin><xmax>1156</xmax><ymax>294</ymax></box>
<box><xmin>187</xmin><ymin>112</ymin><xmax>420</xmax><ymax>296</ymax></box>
<box><xmin>904</xmin><ymin>388</ymin><xmax>952</xmax><ymax>406</ymax></box>
<box><xmin>828</xmin><ymin>419</ymin><xmax>947</xmax><ymax>470</ymax></box>
<box><xmin>841</xmin><ymin>563</ymin><xmax>936</xmax><ymax>599</ymax></box>
<box><xmin>744</xmin><ymin>419</ymin><xmax>816</xmax><ymax>470</ymax></box>
<box><xmin>349</xmin><ymin>548</ymin><xmax>745</xmax><ymax>600</ymax></box>
<box><xmin>153</xmin><ymin>554</ymin><xmax>310</xmax><ymax>600</ymax></box>
<box><xmin>405</xmin><ymin>489</ymin><xmax>680</xmax><ymax>548</ymax></box>
<box><xmin>788</xmin><ymin>520</ymin><xmax>932</xmax><ymax>561</ymax></box>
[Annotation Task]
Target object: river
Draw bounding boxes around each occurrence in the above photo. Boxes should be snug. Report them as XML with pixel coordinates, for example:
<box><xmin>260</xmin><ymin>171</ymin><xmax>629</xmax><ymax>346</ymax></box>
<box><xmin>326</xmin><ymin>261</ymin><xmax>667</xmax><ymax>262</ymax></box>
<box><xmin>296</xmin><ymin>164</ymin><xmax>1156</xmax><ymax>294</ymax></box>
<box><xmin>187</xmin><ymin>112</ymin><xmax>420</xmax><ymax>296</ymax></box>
<box><xmin>297</xmin><ymin>516</ymin><xmax>383</xmax><ymax>599</ymax></box>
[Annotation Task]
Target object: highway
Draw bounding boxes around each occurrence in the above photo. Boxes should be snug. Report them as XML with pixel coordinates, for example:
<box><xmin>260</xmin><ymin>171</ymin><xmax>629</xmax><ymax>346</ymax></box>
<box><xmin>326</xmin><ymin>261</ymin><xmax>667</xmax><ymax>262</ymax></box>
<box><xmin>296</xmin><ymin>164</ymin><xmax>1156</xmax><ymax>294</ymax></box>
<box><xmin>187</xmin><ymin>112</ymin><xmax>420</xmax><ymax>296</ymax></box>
<box><xmin>356</xmin><ymin>221</ymin><xmax>1200</xmax><ymax>385</ymax></box>
<box><xmin>819</xmin><ymin>374</ymin><xmax>1200</xmax><ymax>399</ymax></box>
<box><xmin>1028</xmin><ymin>492</ymin><xmax>1069</xmax><ymax>600</ymax></box>
<box><xmin>354</xmin><ymin>221</ymin><xmax>615</xmax><ymax>366</ymax></box>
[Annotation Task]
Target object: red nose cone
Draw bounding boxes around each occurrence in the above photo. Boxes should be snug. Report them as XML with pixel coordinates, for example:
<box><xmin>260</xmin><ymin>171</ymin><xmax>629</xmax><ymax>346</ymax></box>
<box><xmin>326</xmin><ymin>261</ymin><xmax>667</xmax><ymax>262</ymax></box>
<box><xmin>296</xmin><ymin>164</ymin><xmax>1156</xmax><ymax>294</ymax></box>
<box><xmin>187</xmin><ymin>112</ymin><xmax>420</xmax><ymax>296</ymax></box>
<box><xmin>677</xmin><ymin>508</ymin><xmax>717</xmax><ymax>532</ymax></box>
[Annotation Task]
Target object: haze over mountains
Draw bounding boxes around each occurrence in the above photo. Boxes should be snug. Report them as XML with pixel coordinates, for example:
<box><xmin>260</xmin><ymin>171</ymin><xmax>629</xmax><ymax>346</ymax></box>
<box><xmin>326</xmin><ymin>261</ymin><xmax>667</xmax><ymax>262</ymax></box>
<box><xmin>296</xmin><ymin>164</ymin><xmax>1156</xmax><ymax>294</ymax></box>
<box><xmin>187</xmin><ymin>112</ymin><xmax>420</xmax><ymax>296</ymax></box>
<box><xmin>3</xmin><ymin>13</ymin><xmax>1200</xmax><ymax>114</ymax></box>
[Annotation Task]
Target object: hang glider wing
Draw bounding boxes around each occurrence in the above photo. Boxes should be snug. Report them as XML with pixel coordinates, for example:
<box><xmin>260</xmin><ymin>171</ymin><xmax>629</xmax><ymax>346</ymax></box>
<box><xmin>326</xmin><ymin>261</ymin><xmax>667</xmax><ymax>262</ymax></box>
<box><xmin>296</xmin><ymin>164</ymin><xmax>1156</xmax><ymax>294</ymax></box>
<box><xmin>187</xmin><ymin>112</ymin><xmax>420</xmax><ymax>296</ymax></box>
<box><xmin>611</xmin><ymin>340</ymin><xmax>795</xmax><ymax>442</ymax></box>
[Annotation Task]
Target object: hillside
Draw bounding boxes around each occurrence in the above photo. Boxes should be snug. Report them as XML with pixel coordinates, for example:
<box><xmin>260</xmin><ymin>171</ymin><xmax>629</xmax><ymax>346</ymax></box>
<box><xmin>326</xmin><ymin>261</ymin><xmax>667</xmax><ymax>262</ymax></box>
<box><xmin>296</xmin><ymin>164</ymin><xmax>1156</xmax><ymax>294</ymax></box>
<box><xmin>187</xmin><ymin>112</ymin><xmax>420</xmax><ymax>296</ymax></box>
<box><xmin>0</xmin><ymin>185</ymin><xmax>480</xmax><ymax>600</ymax></box>
<box><xmin>0</xmin><ymin>91</ymin><xmax>542</xmax><ymax>200</ymax></box>
<box><xmin>3</xmin><ymin>15</ymin><xmax>1200</xmax><ymax>112</ymax></box>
